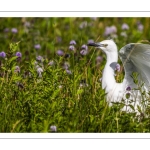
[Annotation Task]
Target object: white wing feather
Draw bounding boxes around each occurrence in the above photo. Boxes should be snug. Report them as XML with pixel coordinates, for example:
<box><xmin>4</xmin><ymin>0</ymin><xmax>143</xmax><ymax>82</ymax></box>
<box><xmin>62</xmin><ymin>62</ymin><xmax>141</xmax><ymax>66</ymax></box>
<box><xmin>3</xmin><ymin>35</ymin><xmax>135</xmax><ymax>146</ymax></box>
<box><xmin>119</xmin><ymin>43</ymin><xmax>150</xmax><ymax>89</ymax></box>
<box><xmin>117</xmin><ymin>43</ymin><xmax>150</xmax><ymax>113</ymax></box>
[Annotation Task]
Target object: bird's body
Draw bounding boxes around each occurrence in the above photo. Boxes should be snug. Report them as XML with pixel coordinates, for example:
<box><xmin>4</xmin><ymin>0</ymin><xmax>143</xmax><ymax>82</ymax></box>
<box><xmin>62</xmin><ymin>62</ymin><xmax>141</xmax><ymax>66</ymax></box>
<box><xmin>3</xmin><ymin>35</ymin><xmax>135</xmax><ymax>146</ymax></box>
<box><xmin>88</xmin><ymin>40</ymin><xmax>150</xmax><ymax>113</ymax></box>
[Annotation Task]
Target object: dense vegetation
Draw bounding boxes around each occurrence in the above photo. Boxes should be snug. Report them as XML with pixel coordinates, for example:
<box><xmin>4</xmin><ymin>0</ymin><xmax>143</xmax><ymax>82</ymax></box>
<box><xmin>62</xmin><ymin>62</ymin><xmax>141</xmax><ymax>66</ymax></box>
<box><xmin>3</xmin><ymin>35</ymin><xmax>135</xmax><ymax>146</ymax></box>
<box><xmin>0</xmin><ymin>18</ymin><xmax>150</xmax><ymax>132</ymax></box>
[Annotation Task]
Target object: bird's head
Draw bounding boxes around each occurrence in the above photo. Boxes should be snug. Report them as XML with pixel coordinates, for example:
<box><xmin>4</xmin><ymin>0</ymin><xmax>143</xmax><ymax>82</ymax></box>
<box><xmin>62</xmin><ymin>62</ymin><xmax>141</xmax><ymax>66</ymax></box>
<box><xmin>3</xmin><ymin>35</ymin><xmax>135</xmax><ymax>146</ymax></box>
<box><xmin>88</xmin><ymin>40</ymin><xmax>117</xmax><ymax>53</ymax></box>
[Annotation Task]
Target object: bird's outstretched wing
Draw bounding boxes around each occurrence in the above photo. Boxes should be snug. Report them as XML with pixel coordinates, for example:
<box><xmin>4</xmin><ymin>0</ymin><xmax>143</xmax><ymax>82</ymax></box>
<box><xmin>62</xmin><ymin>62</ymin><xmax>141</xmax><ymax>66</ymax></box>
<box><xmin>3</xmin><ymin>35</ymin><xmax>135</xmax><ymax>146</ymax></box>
<box><xmin>119</xmin><ymin>43</ymin><xmax>150</xmax><ymax>89</ymax></box>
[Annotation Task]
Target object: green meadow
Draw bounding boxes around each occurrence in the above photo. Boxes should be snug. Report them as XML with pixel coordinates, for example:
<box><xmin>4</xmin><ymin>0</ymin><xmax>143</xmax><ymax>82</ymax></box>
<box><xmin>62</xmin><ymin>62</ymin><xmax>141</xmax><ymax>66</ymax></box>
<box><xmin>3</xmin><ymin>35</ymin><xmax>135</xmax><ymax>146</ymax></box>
<box><xmin>0</xmin><ymin>18</ymin><xmax>149</xmax><ymax>132</ymax></box>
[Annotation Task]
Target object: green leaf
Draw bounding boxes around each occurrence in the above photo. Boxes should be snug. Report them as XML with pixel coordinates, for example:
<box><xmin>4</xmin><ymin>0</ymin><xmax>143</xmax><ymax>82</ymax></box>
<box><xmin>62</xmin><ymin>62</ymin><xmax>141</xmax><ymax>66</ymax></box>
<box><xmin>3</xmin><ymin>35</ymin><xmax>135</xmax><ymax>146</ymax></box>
<box><xmin>128</xmin><ymin>104</ymin><xmax>135</xmax><ymax>111</ymax></box>
<box><xmin>137</xmin><ymin>105</ymin><xmax>142</xmax><ymax>113</ymax></box>
<box><xmin>9</xmin><ymin>42</ymin><xmax>20</xmax><ymax>53</ymax></box>
<box><xmin>8</xmin><ymin>56</ymin><xmax>18</xmax><ymax>64</ymax></box>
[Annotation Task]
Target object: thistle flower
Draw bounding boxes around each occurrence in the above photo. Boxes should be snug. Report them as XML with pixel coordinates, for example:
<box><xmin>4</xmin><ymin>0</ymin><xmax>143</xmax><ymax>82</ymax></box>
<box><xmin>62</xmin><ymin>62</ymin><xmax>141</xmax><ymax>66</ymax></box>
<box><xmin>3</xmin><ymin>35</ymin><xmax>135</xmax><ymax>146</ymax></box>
<box><xmin>15</xmin><ymin>52</ymin><xmax>22</xmax><ymax>58</ymax></box>
<box><xmin>34</xmin><ymin>44</ymin><xmax>41</xmax><ymax>50</ymax></box>
<box><xmin>79</xmin><ymin>21</ymin><xmax>87</xmax><ymax>29</ymax></box>
<box><xmin>24</xmin><ymin>21</ymin><xmax>31</xmax><ymax>27</ymax></box>
<box><xmin>48</xmin><ymin>60</ymin><xmax>55</xmax><ymax>66</ymax></box>
<box><xmin>138</xmin><ymin>24</ymin><xmax>144</xmax><ymax>32</ymax></box>
<box><xmin>66</xmin><ymin>69</ymin><xmax>72</xmax><ymax>75</ymax></box>
<box><xmin>80</xmin><ymin>50</ymin><xmax>88</xmax><ymax>56</ymax></box>
<box><xmin>88</xmin><ymin>39</ymin><xmax>94</xmax><ymax>44</ymax></box>
<box><xmin>81</xmin><ymin>44</ymin><xmax>88</xmax><ymax>50</ymax></box>
<box><xmin>104</xmin><ymin>25</ymin><xmax>117</xmax><ymax>36</ymax></box>
<box><xmin>70</xmin><ymin>40</ymin><xmax>76</xmax><ymax>45</ymax></box>
<box><xmin>37</xmin><ymin>67</ymin><xmax>43</xmax><ymax>73</ymax></box>
<box><xmin>111</xmin><ymin>25</ymin><xmax>117</xmax><ymax>33</ymax></box>
<box><xmin>96</xmin><ymin>56</ymin><xmax>103</xmax><ymax>63</ymax></box>
<box><xmin>14</xmin><ymin>66</ymin><xmax>20</xmax><ymax>73</ymax></box>
<box><xmin>90</xmin><ymin>17</ymin><xmax>97</xmax><ymax>21</ymax></box>
<box><xmin>69</xmin><ymin>45</ymin><xmax>75</xmax><ymax>51</ymax></box>
<box><xmin>126</xmin><ymin>86</ymin><xmax>131</xmax><ymax>91</ymax></box>
<box><xmin>0</xmin><ymin>51</ymin><xmax>6</xmax><ymax>58</ymax></box>
<box><xmin>115</xmin><ymin>63</ymin><xmax>120</xmax><ymax>72</ymax></box>
<box><xmin>104</xmin><ymin>27</ymin><xmax>112</xmax><ymax>36</ymax></box>
<box><xmin>56</xmin><ymin>36</ymin><xmax>62</xmax><ymax>43</ymax></box>
<box><xmin>4</xmin><ymin>28</ymin><xmax>9</xmax><ymax>33</ymax></box>
<box><xmin>56</xmin><ymin>50</ymin><xmax>64</xmax><ymax>56</ymax></box>
<box><xmin>63</xmin><ymin>62</ymin><xmax>70</xmax><ymax>70</ymax></box>
<box><xmin>121</xmin><ymin>23</ymin><xmax>129</xmax><ymax>30</ymax></box>
<box><xmin>137</xmin><ymin>21</ymin><xmax>144</xmax><ymax>32</ymax></box>
<box><xmin>50</xmin><ymin>125</ymin><xmax>57</xmax><ymax>132</ymax></box>
<box><xmin>11</xmin><ymin>28</ymin><xmax>18</xmax><ymax>33</ymax></box>
<box><xmin>36</xmin><ymin>55</ymin><xmax>44</xmax><ymax>62</ymax></box>
<box><xmin>37</xmin><ymin>67</ymin><xmax>43</xmax><ymax>78</ymax></box>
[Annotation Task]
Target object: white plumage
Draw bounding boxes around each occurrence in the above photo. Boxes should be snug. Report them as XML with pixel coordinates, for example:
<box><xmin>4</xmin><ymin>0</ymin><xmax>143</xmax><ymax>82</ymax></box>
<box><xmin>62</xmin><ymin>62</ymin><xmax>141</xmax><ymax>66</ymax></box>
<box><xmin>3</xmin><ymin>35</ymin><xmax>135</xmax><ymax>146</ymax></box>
<box><xmin>88</xmin><ymin>40</ymin><xmax>150</xmax><ymax>113</ymax></box>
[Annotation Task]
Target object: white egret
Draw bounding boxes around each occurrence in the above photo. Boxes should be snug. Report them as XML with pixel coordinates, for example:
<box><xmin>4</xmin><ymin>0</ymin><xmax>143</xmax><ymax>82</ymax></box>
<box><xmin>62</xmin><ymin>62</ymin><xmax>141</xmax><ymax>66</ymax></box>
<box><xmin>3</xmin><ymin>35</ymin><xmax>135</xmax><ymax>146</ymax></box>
<box><xmin>88</xmin><ymin>40</ymin><xmax>150</xmax><ymax>113</ymax></box>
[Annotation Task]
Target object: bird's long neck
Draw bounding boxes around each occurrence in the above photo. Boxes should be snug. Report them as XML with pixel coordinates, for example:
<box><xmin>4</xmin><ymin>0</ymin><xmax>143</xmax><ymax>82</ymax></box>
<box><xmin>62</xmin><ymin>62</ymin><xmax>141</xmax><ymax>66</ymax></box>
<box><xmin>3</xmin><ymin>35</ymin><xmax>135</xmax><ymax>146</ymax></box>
<box><xmin>102</xmin><ymin>51</ymin><xmax>118</xmax><ymax>93</ymax></box>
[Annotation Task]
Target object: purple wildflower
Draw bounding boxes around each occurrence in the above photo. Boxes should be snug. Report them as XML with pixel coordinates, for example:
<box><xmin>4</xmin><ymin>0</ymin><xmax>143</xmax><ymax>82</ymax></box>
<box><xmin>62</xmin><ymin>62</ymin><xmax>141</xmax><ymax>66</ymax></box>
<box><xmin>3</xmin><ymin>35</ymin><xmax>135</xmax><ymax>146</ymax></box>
<box><xmin>69</xmin><ymin>45</ymin><xmax>75</xmax><ymax>51</ymax></box>
<box><xmin>37</xmin><ymin>67</ymin><xmax>43</xmax><ymax>73</ymax></box>
<box><xmin>37</xmin><ymin>67</ymin><xmax>43</xmax><ymax>78</ymax></box>
<box><xmin>48</xmin><ymin>60</ymin><xmax>55</xmax><ymax>66</ymax></box>
<box><xmin>0</xmin><ymin>51</ymin><xmax>6</xmax><ymax>58</ymax></box>
<box><xmin>63</xmin><ymin>62</ymin><xmax>70</xmax><ymax>70</ymax></box>
<box><xmin>126</xmin><ymin>86</ymin><xmax>131</xmax><ymax>91</ymax></box>
<box><xmin>4</xmin><ymin>28</ymin><xmax>9</xmax><ymax>33</ymax></box>
<box><xmin>138</xmin><ymin>24</ymin><xmax>144</xmax><ymax>32</ymax></box>
<box><xmin>56</xmin><ymin>50</ymin><xmax>64</xmax><ymax>56</ymax></box>
<box><xmin>81</xmin><ymin>44</ymin><xmax>88</xmax><ymax>50</ymax></box>
<box><xmin>36</xmin><ymin>55</ymin><xmax>43</xmax><ymax>62</ymax></box>
<box><xmin>66</xmin><ymin>69</ymin><xmax>72</xmax><ymax>75</ymax></box>
<box><xmin>24</xmin><ymin>21</ymin><xmax>31</xmax><ymax>27</ymax></box>
<box><xmin>104</xmin><ymin>27</ymin><xmax>112</xmax><ymax>36</ymax></box>
<box><xmin>88</xmin><ymin>39</ymin><xmax>94</xmax><ymax>44</ymax></box>
<box><xmin>104</xmin><ymin>25</ymin><xmax>117</xmax><ymax>36</ymax></box>
<box><xmin>15</xmin><ymin>52</ymin><xmax>22</xmax><ymax>58</ymax></box>
<box><xmin>111</xmin><ymin>25</ymin><xmax>117</xmax><ymax>33</ymax></box>
<box><xmin>70</xmin><ymin>40</ymin><xmax>76</xmax><ymax>45</ymax></box>
<box><xmin>79</xmin><ymin>21</ymin><xmax>87</xmax><ymax>29</ymax></box>
<box><xmin>121</xmin><ymin>23</ymin><xmax>129</xmax><ymax>30</ymax></box>
<box><xmin>11</xmin><ymin>28</ymin><xmax>18</xmax><ymax>33</ymax></box>
<box><xmin>90</xmin><ymin>17</ymin><xmax>97</xmax><ymax>21</ymax></box>
<box><xmin>96</xmin><ymin>56</ymin><xmax>103</xmax><ymax>63</ymax></box>
<box><xmin>34</xmin><ymin>44</ymin><xmax>41</xmax><ymax>50</ymax></box>
<box><xmin>137</xmin><ymin>21</ymin><xmax>144</xmax><ymax>32</ymax></box>
<box><xmin>115</xmin><ymin>64</ymin><xmax>120</xmax><ymax>72</ymax></box>
<box><xmin>56</xmin><ymin>36</ymin><xmax>62</xmax><ymax>43</ymax></box>
<box><xmin>80</xmin><ymin>50</ymin><xmax>88</xmax><ymax>56</ymax></box>
<box><xmin>14</xmin><ymin>66</ymin><xmax>20</xmax><ymax>73</ymax></box>
<box><xmin>50</xmin><ymin>125</ymin><xmax>57</xmax><ymax>132</ymax></box>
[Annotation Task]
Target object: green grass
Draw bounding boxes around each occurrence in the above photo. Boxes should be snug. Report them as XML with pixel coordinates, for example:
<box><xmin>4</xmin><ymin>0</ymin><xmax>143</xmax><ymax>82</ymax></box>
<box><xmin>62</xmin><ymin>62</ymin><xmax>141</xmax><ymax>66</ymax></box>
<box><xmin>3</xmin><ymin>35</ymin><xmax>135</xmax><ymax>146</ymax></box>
<box><xmin>0</xmin><ymin>17</ymin><xmax>150</xmax><ymax>132</ymax></box>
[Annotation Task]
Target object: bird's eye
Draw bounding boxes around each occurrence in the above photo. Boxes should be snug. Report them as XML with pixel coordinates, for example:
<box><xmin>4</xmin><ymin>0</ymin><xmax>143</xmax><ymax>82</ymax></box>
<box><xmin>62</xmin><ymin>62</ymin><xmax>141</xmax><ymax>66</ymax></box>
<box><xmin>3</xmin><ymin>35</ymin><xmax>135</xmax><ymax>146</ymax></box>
<box><xmin>103</xmin><ymin>44</ymin><xmax>108</xmax><ymax>47</ymax></box>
